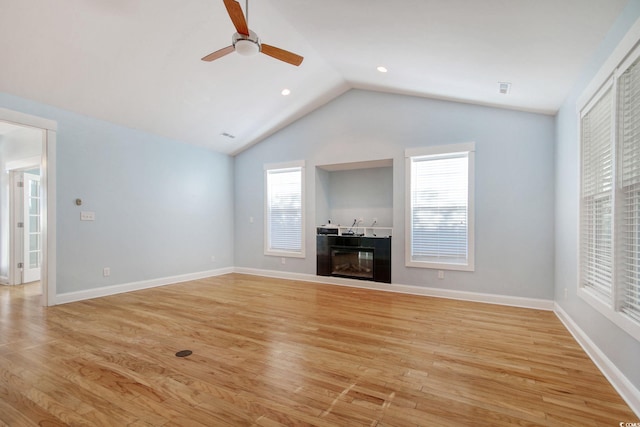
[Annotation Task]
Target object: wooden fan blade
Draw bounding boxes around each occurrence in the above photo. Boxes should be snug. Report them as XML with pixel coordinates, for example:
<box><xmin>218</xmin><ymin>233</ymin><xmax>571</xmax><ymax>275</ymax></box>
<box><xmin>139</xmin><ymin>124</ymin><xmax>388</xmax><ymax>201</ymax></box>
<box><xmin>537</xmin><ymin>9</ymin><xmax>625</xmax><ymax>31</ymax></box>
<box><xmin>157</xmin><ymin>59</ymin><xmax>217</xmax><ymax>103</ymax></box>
<box><xmin>260</xmin><ymin>44</ymin><xmax>304</xmax><ymax>66</ymax></box>
<box><xmin>223</xmin><ymin>0</ymin><xmax>249</xmax><ymax>36</ymax></box>
<box><xmin>201</xmin><ymin>45</ymin><xmax>234</xmax><ymax>62</ymax></box>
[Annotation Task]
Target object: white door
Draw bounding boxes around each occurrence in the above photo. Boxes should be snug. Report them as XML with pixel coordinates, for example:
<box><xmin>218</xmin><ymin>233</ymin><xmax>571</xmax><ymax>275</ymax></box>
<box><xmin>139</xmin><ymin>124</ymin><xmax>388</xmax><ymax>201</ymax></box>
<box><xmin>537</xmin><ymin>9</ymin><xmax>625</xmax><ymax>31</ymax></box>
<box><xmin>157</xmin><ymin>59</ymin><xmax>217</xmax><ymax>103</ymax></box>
<box><xmin>23</xmin><ymin>172</ymin><xmax>41</xmax><ymax>283</ymax></box>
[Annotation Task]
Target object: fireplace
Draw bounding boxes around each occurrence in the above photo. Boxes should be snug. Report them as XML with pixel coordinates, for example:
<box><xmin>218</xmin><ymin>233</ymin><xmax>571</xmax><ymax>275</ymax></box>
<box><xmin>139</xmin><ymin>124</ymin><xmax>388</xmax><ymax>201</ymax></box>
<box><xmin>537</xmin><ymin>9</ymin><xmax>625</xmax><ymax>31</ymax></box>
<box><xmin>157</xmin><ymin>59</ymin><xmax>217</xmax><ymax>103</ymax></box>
<box><xmin>317</xmin><ymin>235</ymin><xmax>391</xmax><ymax>283</ymax></box>
<box><xmin>331</xmin><ymin>247</ymin><xmax>374</xmax><ymax>280</ymax></box>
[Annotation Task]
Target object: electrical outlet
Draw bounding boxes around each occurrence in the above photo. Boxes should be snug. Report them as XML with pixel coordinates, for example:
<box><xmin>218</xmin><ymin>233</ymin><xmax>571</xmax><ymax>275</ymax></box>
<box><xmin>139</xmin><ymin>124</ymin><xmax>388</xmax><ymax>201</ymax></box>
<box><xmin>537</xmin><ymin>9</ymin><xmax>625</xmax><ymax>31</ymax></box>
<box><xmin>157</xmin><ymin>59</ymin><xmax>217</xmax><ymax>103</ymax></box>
<box><xmin>249</xmin><ymin>216</ymin><xmax>254</xmax><ymax>223</ymax></box>
<box><xmin>103</xmin><ymin>267</ymin><xmax>110</xmax><ymax>277</ymax></box>
<box><xmin>281</xmin><ymin>257</ymin><xmax>286</xmax><ymax>265</ymax></box>
<box><xmin>438</xmin><ymin>270</ymin><xmax>444</xmax><ymax>280</ymax></box>
<box><xmin>564</xmin><ymin>288</ymin><xmax>568</xmax><ymax>299</ymax></box>
<box><xmin>211</xmin><ymin>255</ymin><xmax>216</xmax><ymax>262</ymax></box>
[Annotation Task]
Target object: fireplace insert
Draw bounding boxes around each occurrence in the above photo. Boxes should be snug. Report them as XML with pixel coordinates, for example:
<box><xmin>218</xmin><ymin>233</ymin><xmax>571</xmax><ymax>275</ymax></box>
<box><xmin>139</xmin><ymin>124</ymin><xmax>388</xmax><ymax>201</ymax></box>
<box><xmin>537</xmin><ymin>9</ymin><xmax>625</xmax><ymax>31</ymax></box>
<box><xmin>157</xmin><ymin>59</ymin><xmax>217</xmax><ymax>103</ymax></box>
<box><xmin>331</xmin><ymin>246</ymin><xmax>374</xmax><ymax>280</ymax></box>
<box><xmin>317</xmin><ymin>235</ymin><xmax>391</xmax><ymax>283</ymax></box>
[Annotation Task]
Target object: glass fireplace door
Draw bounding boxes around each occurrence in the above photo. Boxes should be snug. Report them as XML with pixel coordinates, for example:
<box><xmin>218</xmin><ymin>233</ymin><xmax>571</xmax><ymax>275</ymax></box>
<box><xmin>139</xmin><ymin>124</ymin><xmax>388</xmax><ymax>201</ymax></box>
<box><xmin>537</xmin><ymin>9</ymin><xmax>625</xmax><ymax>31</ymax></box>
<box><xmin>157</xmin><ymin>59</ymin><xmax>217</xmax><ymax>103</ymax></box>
<box><xmin>330</xmin><ymin>247</ymin><xmax>374</xmax><ymax>280</ymax></box>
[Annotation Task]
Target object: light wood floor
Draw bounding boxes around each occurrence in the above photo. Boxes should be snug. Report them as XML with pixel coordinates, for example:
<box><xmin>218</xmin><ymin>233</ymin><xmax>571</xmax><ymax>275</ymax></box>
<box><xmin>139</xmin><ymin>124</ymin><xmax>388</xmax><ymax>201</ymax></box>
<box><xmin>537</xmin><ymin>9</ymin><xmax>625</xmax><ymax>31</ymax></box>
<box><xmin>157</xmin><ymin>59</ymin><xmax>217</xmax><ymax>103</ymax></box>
<box><xmin>0</xmin><ymin>274</ymin><xmax>637</xmax><ymax>426</ymax></box>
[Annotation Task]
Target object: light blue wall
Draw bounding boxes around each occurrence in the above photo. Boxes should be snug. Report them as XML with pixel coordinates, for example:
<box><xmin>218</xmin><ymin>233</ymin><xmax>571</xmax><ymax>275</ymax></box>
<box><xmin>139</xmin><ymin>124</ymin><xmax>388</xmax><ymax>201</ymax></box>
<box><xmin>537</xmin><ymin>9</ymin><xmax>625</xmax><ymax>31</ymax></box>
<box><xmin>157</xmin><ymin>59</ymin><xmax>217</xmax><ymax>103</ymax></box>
<box><xmin>0</xmin><ymin>92</ymin><xmax>235</xmax><ymax>294</ymax></box>
<box><xmin>235</xmin><ymin>89</ymin><xmax>556</xmax><ymax>299</ymax></box>
<box><xmin>324</xmin><ymin>167</ymin><xmax>393</xmax><ymax>228</ymax></box>
<box><xmin>555</xmin><ymin>0</ymin><xmax>640</xmax><ymax>389</ymax></box>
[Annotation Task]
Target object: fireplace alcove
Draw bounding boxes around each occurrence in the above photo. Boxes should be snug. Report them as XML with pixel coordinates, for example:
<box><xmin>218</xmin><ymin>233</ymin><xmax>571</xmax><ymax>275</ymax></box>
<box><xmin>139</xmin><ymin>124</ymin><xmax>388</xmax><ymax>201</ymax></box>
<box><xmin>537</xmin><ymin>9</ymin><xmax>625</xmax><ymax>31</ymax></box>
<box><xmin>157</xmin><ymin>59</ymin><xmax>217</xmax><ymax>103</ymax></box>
<box><xmin>315</xmin><ymin>158</ymin><xmax>394</xmax><ymax>284</ymax></box>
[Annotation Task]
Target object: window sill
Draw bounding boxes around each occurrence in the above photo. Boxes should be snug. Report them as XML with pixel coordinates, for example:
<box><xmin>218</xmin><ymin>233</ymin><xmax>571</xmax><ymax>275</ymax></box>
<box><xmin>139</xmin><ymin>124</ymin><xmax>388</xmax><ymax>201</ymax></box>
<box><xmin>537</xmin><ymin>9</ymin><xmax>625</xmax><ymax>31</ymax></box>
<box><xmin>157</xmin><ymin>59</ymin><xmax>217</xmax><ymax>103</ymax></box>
<box><xmin>405</xmin><ymin>259</ymin><xmax>474</xmax><ymax>272</ymax></box>
<box><xmin>578</xmin><ymin>287</ymin><xmax>640</xmax><ymax>342</ymax></box>
<box><xmin>265</xmin><ymin>250</ymin><xmax>305</xmax><ymax>259</ymax></box>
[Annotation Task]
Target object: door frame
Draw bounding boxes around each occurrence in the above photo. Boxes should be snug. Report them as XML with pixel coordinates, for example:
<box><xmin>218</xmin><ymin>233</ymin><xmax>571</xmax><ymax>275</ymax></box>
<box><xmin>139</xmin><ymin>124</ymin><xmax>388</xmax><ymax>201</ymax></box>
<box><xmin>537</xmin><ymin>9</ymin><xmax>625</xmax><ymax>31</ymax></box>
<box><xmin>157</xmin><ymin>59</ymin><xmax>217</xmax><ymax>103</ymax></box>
<box><xmin>1</xmin><ymin>108</ymin><xmax>57</xmax><ymax>306</ymax></box>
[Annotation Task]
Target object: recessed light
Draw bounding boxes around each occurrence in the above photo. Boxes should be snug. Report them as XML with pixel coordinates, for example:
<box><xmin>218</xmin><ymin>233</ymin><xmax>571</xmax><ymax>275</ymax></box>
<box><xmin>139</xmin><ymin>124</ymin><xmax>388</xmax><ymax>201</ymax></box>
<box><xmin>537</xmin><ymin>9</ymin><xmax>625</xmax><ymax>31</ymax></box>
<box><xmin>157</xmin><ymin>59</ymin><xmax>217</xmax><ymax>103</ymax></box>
<box><xmin>281</xmin><ymin>88</ymin><xmax>291</xmax><ymax>96</ymax></box>
<box><xmin>377</xmin><ymin>66</ymin><xmax>388</xmax><ymax>73</ymax></box>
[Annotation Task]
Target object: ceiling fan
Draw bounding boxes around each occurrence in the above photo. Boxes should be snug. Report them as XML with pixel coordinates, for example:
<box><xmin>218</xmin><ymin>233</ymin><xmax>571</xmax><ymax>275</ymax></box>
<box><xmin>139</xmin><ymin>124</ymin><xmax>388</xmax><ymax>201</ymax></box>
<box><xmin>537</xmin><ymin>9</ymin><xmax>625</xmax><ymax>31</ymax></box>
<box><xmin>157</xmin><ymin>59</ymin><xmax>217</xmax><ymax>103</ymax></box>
<box><xmin>201</xmin><ymin>0</ymin><xmax>304</xmax><ymax>66</ymax></box>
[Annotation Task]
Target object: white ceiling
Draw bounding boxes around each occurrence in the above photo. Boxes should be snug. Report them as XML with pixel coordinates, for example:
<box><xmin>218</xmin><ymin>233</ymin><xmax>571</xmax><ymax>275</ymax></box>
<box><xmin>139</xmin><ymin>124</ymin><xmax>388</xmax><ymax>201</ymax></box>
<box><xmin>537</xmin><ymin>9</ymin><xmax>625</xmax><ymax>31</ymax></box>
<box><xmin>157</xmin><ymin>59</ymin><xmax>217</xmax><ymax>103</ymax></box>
<box><xmin>0</xmin><ymin>0</ymin><xmax>627</xmax><ymax>155</ymax></box>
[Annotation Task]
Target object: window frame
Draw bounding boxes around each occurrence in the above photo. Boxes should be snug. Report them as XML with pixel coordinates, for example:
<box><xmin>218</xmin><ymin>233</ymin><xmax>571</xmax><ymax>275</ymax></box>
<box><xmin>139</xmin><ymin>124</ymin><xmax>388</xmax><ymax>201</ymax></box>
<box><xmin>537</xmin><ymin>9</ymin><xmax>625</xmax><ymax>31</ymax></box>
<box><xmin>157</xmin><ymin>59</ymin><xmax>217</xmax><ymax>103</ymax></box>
<box><xmin>405</xmin><ymin>142</ymin><xmax>475</xmax><ymax>271</ymax></box>
<box><xmin>578</xmin><ymin>78</ymin><xmax>616</xmax><ymax>305</ymax></box>
<box><xmin>264</xmin><ymin>161</ymin><xmax>306</xmax><ymax>258</ymax></box>
<box><xmin>577</xmin><ymin>40</ymin><xmax>640</xmax><ymax>342</ymax></box>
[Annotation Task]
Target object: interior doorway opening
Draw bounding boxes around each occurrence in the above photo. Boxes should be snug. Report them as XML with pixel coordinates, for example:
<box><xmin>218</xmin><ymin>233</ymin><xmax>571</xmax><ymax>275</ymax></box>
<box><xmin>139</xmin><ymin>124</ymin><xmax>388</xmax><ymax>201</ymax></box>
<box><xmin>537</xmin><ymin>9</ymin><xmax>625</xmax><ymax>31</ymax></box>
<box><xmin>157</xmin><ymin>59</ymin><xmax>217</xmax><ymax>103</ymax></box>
<box><xmin>0</xmin><ymin>108</ymin><xmax>57</xmax><ymax>306</ymax></box>
<box><xmin>1</xmin><ymin>124</ymin><xmax>43</xmax><ymax>293</ymax></box>
<box><xmin>7</xmin><ymin>167</ymin><xmax>43</xmax><ymax>288</ymax></box>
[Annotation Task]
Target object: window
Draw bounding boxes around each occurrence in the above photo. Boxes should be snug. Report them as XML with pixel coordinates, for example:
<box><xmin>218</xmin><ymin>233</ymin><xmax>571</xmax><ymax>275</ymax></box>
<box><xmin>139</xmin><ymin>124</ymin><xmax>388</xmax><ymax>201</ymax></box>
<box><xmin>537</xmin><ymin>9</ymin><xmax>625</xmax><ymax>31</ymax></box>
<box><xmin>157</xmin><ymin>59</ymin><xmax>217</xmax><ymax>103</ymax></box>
<box><xmin>405</xmin><ymin>143</ymin><xmax>475</xmax><ymax>271</ymax></box>
<box><xmin>578</xmin><ymin>41</ymin><xmax>640</xmax><ymax>340</ymax></box>
<box><xmin>264</xmin><ymin>162</ymin><xmax>305</xmax><ymax>257</ymax></box>
<box><xmin>618</xmin><ymin>53</ymin><xmax>640</xmax><ymax>324</ymax></box>
<box><xmin>580</xmin><ymin>83</ymin><xmax>614</xmax><ymax>301</ymax></box>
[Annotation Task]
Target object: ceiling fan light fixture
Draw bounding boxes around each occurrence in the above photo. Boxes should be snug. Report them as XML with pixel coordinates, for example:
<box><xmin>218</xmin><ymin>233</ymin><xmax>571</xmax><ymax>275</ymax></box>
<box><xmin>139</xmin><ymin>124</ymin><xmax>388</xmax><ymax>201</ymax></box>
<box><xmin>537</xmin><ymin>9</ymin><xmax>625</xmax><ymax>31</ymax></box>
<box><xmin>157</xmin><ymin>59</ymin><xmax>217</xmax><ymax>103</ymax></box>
<box><xmin>235</xmin><ymin>39</ymin><xmax>259</xmax><ymax>56</ymax></box>
<box><xmin>201</xmin><ymin>3</ymin><xmax>303</xmax><ymax>66</ymax></box>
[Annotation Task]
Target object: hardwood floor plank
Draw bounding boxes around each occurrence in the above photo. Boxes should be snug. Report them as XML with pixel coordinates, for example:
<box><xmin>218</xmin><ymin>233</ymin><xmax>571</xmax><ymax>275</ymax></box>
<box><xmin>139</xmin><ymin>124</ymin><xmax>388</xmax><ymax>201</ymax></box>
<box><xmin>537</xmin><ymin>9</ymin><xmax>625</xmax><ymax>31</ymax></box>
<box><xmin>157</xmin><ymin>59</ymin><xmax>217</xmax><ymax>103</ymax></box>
<box><xmin>0</xmin><ymin>275</ymin><xmax>637</xmax><ymax>425</ymax></box>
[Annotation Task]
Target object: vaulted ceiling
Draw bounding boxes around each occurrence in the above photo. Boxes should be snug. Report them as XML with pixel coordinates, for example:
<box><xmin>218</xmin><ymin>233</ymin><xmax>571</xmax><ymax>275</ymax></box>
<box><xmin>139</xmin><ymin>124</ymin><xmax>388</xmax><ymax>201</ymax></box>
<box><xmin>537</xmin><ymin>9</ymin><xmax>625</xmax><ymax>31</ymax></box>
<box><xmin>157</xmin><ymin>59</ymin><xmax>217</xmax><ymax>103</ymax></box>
<box><xmin>0</xmin><ymin>0</ymin><xmax>627</xmax><ymax>155</ymax></box>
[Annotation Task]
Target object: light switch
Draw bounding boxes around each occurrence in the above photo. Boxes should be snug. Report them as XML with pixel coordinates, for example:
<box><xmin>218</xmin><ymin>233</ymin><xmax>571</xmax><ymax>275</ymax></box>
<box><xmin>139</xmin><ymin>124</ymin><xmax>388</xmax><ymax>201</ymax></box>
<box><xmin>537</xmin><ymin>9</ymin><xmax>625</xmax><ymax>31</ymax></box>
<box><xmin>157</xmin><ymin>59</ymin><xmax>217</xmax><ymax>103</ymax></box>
<box><xmin>80</xmin><ymin>211</ymin><xmax>95</xmax><ymax>221</ymax></box>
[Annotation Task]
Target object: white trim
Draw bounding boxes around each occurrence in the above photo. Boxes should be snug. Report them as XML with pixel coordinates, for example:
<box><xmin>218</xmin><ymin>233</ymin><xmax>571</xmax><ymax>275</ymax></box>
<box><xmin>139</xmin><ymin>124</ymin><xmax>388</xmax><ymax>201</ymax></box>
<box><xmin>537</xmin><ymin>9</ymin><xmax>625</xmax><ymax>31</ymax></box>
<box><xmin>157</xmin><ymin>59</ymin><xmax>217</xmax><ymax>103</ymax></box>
<box><xmin>576</xmin><ymin>18</ymin><xmax>640</xmax><ymax>342</ymax></box>
<box><xmin>264</xmin><ymin>249</ymin><xmax>306</xmax><ymax>259</ymax></box>
<box><xmin>317</xmin><ymin>158</ymin><xmax>393</xmax><ymax>171</ymax></box>
<box><xmin>0</xmin><ymin>275</ymin><xmax>8</xmax><ymax>285</ymax></box>
<box><xmin>264</xmin><ymin>161</ymin><xmax>306</xmax><ymax>258</ymax></box>
<box><xmin>233</xmin><ymin>267</ymin><xmax>554</xmax><ymax>311</ymax></box>
<box><xmin>404</xmin><ymin>141</ymin><xmax>476</xmax><ymax>158</ymax></box>
<box><xmin>555</xmin><ymin>304</ymin><xmax>640</xmax><ymax>417</ymax></box>
<box><xmin>263</xmin><ymin>160</ymin><xmax>305</xmax><ymax>171</ymax></box>
<box><xmin>577</xmin><ymin>15</ymin><xmax>640</xmax><ymax>112</ymax></box>
<box><xmin>0</xmin><ymin>108</ymin><xmax>57</xmax><ymax>131</ymax></box>
<box><xmin>5</xmin><ymin>156</ymin><xmax>41</xmax><ymax>171</ymax></box>
<box><xmin>55</xmin><ymin>267</ymin><xmax>234</xmax><ymax>305</ymax></box>
<box><xmin>617</xmin><ymin>41</ymin><xmax>640</xmax><ymax>80</ymax></box>
<box><xmin>578</xmin><ymin>286</ymin><xmax>640</xmax><ymax>342</ymax></box>
<box><xmin>0</xmin><ymin>109</ymin><xmax>56</xmax><ymax>306</ymax></box>
<box><xmin>405</xmin><ymin>143</ymin><xmax>476</xmax><ymax>271</ymax></box>
<box><xmin>44</xmin><ymin>130</ymin><xmax>56</xmax><ymax>306</ymax></box>
<box><xmin>579</xmin><ymin>77</ymin><xmax>614</xmax><ymax>118</ymax></box>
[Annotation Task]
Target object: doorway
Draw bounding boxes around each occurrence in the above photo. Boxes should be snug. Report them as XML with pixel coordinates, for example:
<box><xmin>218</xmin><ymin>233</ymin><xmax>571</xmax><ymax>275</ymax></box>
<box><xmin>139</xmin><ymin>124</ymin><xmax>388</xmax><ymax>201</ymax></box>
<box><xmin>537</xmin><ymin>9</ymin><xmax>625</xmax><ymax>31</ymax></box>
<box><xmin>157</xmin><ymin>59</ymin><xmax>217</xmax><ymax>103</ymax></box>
<box><xmin>0</xmin><ymin>107</ymin><xmax>57</xmax><ymax>306</ymax></box>
<box><xmin>6</xmin><ymin>167</ymin><xmax>42</xmax><ymax>287</ymax></box>
<box><xmin>2</xmin><ymin>126</ymin><xmax>42</xmax><ymax>291</ymax></box>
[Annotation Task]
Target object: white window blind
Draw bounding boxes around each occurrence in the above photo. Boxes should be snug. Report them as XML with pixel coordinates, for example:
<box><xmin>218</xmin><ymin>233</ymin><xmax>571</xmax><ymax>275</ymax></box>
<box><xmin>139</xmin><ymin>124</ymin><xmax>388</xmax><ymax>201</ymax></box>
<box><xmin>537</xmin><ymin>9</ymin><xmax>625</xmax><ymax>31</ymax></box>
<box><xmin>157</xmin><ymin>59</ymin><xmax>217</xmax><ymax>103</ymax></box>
<box><xmin>576</xmin><ymin>21</ymin><xmax>640</xmax><ymax>341</ymax></box>
<box><xmin>406</xmin><ymin>144</ymin><xmax>474</xmax><ymax>271</ymax></box>
<box><xmin>618</xmin><ymin>55</ymin><xmax>640</xmax><ymax>322</ymax></box>
<box><xmin>265</xmin><ymin>166</ymin><xmax>303</xmax><ymax>256</ymax></box>
<box><xmin>580</xmin><ymin>85</ymin><xmax>614</xmax><ymax>301</ymax></box>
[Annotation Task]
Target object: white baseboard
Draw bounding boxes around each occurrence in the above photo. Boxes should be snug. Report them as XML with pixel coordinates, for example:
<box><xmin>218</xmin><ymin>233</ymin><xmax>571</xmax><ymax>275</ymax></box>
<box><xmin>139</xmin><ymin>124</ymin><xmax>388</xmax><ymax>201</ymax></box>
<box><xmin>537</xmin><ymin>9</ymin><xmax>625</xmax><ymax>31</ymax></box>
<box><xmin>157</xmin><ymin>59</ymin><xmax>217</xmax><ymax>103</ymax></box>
<box><xmin>55</xmin><ymin>267</ymin><xmax>234</xmax><ymax>305</ymax></box>
<box><xmin>0</xmin><ymin>275</ymin><xmax>9</xmax><ymax>285</ymax></box>
<box><xmin>233</xmin><ymin>267</ymin><xmax>554</xmax><ymax>311</ymax></box>
<box><xmin>53</xmin><ymin>266</ymin><xmax>554</xmax><ymax>310</ymax></box>
<box><xmin>554</xmin><ymin>303</ymin><xmax>640</xmax><ymax>417</ymax></box>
